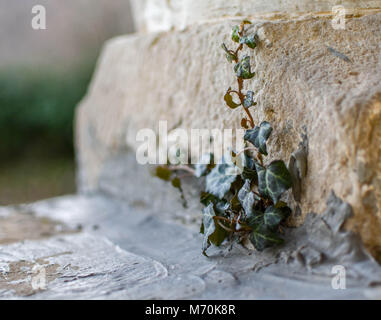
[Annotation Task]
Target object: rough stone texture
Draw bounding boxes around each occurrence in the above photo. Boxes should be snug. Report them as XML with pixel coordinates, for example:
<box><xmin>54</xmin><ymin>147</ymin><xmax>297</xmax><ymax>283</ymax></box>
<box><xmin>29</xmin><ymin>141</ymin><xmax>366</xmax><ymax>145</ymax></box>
<box><xmin>130</xmin><ymin>0</ymin><xmax>380</xmax><ymax>32</ymax></box>
<box><xmin>1</xmin><ymin>193</ymin><xmax>381</xmax><ymax>299</ymax></box>
<box><xmin>76</xmin><ymin>12</ymin><xmax>381</xmax><ymax>259</ymax></box>
<box><xmin>0</xmin><ymin>208</ymin><xmax>76</xmax><ymax>245</ymax></box>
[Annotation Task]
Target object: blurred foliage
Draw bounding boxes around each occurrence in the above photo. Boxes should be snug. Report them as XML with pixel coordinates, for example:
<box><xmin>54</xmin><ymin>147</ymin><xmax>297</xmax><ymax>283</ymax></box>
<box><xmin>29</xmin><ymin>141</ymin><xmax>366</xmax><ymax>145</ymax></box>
<box><xmin>0</xmin><ymin>62</ymin><xmax>95</xmax><ymax>161</ymax></box>
<box><xmin>0</xmin><ymin>156</ymin><xmax>75</xmax><ymax>205</ymax></box>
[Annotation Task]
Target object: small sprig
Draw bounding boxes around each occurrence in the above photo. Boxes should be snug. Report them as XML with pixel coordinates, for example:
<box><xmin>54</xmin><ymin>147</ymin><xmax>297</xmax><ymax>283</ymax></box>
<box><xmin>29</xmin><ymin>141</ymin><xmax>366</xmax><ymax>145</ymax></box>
<box><xmin>154</xmin><ymin>21</ymin><xmax>294</xmax><ymax>257</ymax></box>
<box><xmin>221</xmin><ymin>21</ymin><xmax>258</xmax><ymax>131</ymax></box>
<box><xmin>199</xmin><ymin>21</ymin><xmax>293</xmax><ymax>256</ymax></box>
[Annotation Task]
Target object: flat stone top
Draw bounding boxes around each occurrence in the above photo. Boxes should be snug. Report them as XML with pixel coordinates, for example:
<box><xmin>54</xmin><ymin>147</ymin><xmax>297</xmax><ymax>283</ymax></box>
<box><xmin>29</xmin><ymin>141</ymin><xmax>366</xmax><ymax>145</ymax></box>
<box><xmin>130</xmin><ymin>0</ymin><xmax>381</xmax><ymax>32</ymax></box>
<box><xmin>1</xmin><ymin>193</ymin><xmax>381</xmax><ymax>299</ymax></box>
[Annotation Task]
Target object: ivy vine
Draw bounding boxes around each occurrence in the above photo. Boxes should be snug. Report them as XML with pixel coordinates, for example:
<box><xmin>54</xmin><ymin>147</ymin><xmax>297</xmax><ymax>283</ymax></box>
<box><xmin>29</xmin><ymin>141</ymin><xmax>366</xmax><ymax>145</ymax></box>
<box><xmin>155</xmin><ymin>21</ymin><xmax>293</xmax><ymax>256</ymax></box>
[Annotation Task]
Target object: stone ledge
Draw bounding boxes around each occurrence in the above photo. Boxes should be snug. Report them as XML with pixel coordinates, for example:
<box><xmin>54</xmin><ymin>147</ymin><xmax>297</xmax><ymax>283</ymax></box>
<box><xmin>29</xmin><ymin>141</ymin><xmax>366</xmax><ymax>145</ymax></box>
<box><xmin>1</xmin><ymin>194</ymin><xmax>381</xmax><ymax>299</ymax></box>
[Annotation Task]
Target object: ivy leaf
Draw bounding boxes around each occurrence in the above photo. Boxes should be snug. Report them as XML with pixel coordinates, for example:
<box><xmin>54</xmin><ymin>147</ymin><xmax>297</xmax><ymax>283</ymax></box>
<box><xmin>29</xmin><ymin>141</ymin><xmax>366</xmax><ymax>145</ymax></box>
<box><xmin>215</xmin><ymin>200</ymin><xmax>230</xmax><ymax>215</ymax></box>
<box><xmin>232</xmin><ymin>25</ymin><xmax>240</xmax><ymax>43</ymax></box>
<box><xmin>264</xmin><ymin>205</ymin><xmax>291</xmax><ymax>229</ymax></box>
<box><xmin>206</xmin><ymin>158</ymin><xmax>238</xmax><ymax>199</ymax></box>
<box><xmin>243</xmin><ymin>91</ymin><xmax>255</xmax><ymax>108</ymax></box>
<box><xmin>171</xmin><ymin>177</ymin><xmax>181</xmax><ymax>190</ymax></box>
<box><xmin>241</xmin><ymin>118</ymin><xmax>249</xmax><ymax>129</ymax></box>
<box><xmin>172</xmin><ymin>177</ymin><xmax>188</xmax><ymax>208</ymax></box>
<box><xmin>244</xmin><ymin>152</ymin><xmax>255</xmax><ymax>169</ymax></box>
<box><xmin>200</xmin><ymin>191</ymin><xmax>218</xmax><ymax>206</ymax></box>
<box><xmin>221</xmin><ymin>43</ymin><xmax>237</xmax><ymax>63</ymax></box>
<box><xmin>202</xmin><ymin>203</ymin><xmax>216</xmax><ymax>255</ymax></box>
<box><xmin>239</xmin><ymin>34</ymin><xmax>257</xmax><ymax>49</ymax></box>
<box><xmin>230</xmin><ymin>192</ymin><xmax>242</xmax><ymax>212</ymax></box>
<box><xmin>200</xmin><ymin>192</ymin><xmax>229</xmax><ymax>216</ymax></box>
<box><xmin>244</xmin><ymin>121</ymin><xmax>272</xmax><ymax>155</ymax></box>
<box><xmin>202</xmin><ymin>203</ymin><xmax>228</xmax><ymax>256</ymax></box>
<box><xmin>195</xmin><ymin>153</ymin><xmax>214</xmax><ymax>178</ymax></box>
<box><xmin>195</xmin><ymin>164</ymin><xmax>208</xmax><ymax>178</ymax></box>
<box><xmin>224</xmin><ymin>88</ymin><xmax>241</xmax><ymax>109</ymax></box>
<box><xmin>242</xmin><ymin>167</ymin><xmax>257</xmax><ymax>181</ymax></box>
<box><xmin>234</xmin><ymin>56</ymin><xmax>255</xmax><ymax>79</ymax></box>
<box><xmin>238</xmin><ymin>180</ymin><xmax>256</xmax><ymax>217</ymax></box>
<box><xmin>255</xmin><ymin>160</ymin><xmax>293</xmax><ymax>204</ymax></box>
<box><xmin>249</xmin><ymin>224</ymin><xmax>284</xmax><ymax>251</ymax></box>
<box><xmin>245</xmin><ymin>211</ymin><xmax>263</xmax><ymax>228</ymax></box>
<box><xmin>154</xmin><ymin>166</ymin><xmax>172</xmax><ymax>181</ymax></box>
<box><xmin>241</xmin><ymin>153</ymin><xmax>257</xmax><ymax>181</ymax></box>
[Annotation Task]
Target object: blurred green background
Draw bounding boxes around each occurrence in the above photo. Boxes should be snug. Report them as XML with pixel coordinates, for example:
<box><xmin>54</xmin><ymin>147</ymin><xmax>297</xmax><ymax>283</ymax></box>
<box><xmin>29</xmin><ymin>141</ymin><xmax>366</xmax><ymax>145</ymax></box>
<box><xmin>0</xmin><ymin>63</ymin><xmax>92</xmax><ymax>204</ymax></box>
<box><xmin>0</xmin><ymin>0</ymin><xmax>134</xmax><ymax>205</ymax></box>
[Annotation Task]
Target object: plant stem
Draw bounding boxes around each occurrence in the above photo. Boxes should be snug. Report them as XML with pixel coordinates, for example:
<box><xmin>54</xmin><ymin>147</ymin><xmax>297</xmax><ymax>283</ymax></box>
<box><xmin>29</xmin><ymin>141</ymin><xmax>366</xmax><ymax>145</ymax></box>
<box><xmin>216</xmin><ymin>220</ymin><xmax>235</xmax><ymax>232</ymax></box>
<box><xmin>234</xmin><ymin>44</ymin><xmax>243</xmax><ymax>57</ymax></box>
<box><xmin>168</xmin><ymin>165</ymin><xmax>196</xmax><ymax>175</ymax></box>
<box><xmin>233</xmin><ymin>28</ymin><xmax>255</xmax><ymax>129</ymax></box>
<box><xmin>234</xmin><ymin>147</ymin><xmax>257</xmax><ymax>158</ymax></box>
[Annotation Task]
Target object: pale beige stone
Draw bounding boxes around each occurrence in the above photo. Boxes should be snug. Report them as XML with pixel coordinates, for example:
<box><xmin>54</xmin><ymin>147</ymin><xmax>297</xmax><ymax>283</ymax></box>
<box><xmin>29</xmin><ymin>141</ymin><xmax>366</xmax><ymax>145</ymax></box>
<box><xmin>76</xmin><ymin>12</ymin><xmax>381</xmax><ymax>258</ymax></box>
<box><xmin>130</xmin><ymin>0</ymin><xmax>381</xmax><ymax>32</ymax></box>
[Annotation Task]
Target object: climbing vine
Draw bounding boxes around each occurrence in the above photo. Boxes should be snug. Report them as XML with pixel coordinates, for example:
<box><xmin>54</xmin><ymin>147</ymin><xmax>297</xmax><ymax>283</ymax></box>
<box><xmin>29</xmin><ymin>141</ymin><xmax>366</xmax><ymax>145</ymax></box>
<box><xmin>155</xmin><ymin>21</ymin><xmax>293</xmax><ymax>256</ymax></box>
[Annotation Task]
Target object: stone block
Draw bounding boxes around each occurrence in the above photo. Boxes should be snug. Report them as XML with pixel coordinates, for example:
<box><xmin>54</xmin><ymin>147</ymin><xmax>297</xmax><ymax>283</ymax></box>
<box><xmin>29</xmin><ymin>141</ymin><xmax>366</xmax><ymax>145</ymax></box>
<box><xmin>76</xmin><ymin>12</ymin><xmax>381</xmax><ymax>258</ymax></box>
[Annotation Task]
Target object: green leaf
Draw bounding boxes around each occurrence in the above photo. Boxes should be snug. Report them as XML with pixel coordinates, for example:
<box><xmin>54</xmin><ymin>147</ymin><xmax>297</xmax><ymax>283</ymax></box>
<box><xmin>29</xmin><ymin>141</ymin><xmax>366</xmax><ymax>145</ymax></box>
<box><xmin>154</xmin><ymin>166</ymin><xmax>172</xmax><ymax>181</ymax></box>
<box><xmin>242</xmin><ymin>167</ymin><xmax>257</xmax><ymax>181</ymax></box>
<box><xmin>263</xmin><ymin>205</ymin><xmax>291</xmax><ymax>229</ymax></box>
<box><xmin>230</xmin><ymin>192</ymin><xmax>242</xmax><ymax>212</ymax></box>
<box><xmin>224</xmin><ymin>89</ymin><xmax>241</xmax><ymax>109</ymax></box>
<box><xmin>243</xmin><ymin>91</ymin><xmax>255</xmax><ymax>108</ymax></box>
<box><xmin>244</xmin><ymin>121</ymin><xmax>272</xmax><ymax>155</ymax></box>
<box><xmin>200</xmin><ymin>192</ymin><xmax>229</xmax><ymax>216</ymax></box>
<box><xmin>200</xmin><ymin>191</ymin><xmax>218</xmax><ymax>206</ymax></box>
<box><xmin>215</xmin><ymin>200</ymin><xmax>230</xmax><ymax>215</ymax></box>
<box><xmin>241</xmin><ymin>118</ymin><xmax>249</xmax><ymax>129</ymax></box>
<box><xmin>241</xmin><ymin>153</ymin><xmax>257</xmax><ymax>181</ymax></box>
<box><xmin>249</xmin><ymin>224</ymin><xmax>284</xmax><ymax>251</ymax></box>
<box><xmin>202</xmin><ymin>203</ymin><xmax>228</xmax><ymax>256</ymax></box>
<box><xmin>255</xmin><ymin>160</ymin><xmax>293</xmax><ymax>204</ymax></box>
<box><xmin>238</xmin><ymin>179</ymin><xmax>256</xmax><ymax>217</ymax></box>
<box><xmin>244</xmin><ymin>152</ymin><xmax>255</xmax><ymax>169</ymax></box>
<box><xmin>239</xmin><ymin>34</ymin><xmax>257</xmax><ymax>49</ymax></box>
<box><xmin>232</xmin><ymin>25</ymin><xmax>240</xmax><ymax>43</ymax></box>
<box><xmin>205</xmin><ymin>158</ymin><xmax>238</xmax><ymax>199</ymax></box>
<box><xmin>171</xmin><ymin>177</ymin><xmax>181</xmax><ymax>189</ymax></box>
<box><xmin>195</xmin><ymin>153</ymin><xmax>214</xmax><ymax>177</ymax></box>
<box><xmin>234</xmin><ymin>56</ymin><xmax>255</xmax><ymax>79</ymax></box>
<box><xmin>171</xmin><ymin>176</ymin><xmax>188</xmax><ymax>208</ymax></box>
<box><xmin>245</xmin><ymin>211</ymin><xmax>263</xmax><ymax>228</ymax></box>
<box><xmin>221</xmin><ymin>43</ymin><xmax>237</xmax><ymax>63</ymax></box>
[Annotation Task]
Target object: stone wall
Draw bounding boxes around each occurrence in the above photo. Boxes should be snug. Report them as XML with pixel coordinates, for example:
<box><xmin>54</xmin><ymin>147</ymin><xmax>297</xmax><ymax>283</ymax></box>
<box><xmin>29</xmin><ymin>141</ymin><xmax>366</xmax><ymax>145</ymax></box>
<box><xmin>130</xmin><ymin>0</ymin><xmax>380</xmax><ymax>32</ymax></box>
<box><xmin>76</xmin><ymin>1</ymin><xmax>381</xmax><ymax>259</ymax></box>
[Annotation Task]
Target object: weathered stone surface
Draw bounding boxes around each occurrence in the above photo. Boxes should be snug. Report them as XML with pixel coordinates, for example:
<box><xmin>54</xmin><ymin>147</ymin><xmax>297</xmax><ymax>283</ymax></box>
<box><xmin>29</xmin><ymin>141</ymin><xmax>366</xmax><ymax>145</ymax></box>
<box><xmin>130</xmin><ymin>0</ymin><xmax>380</xmax><ymax>32</ymax></box>
<box><xmin>76</xmin><ymin>12</ymin><xmax>381</xmax><ymax>258</ymax></box>
<box><xmin>0</xmin><ymin>193</ymin><xmax>380</xmax><ymax>299</ymax></box>
<box><xmin>0</xmin><ymin>208</ymin><xmax>76</xmax><ymax>245</ymax></box>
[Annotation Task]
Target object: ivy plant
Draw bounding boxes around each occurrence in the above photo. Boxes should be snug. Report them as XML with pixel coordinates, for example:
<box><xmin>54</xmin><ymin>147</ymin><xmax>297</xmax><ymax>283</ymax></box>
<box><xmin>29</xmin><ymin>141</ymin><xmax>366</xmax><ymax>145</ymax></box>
<box><xmin>155</xmin><ymin>21</ymin><xmax>293</xmax><ymax>256</ymax></box>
